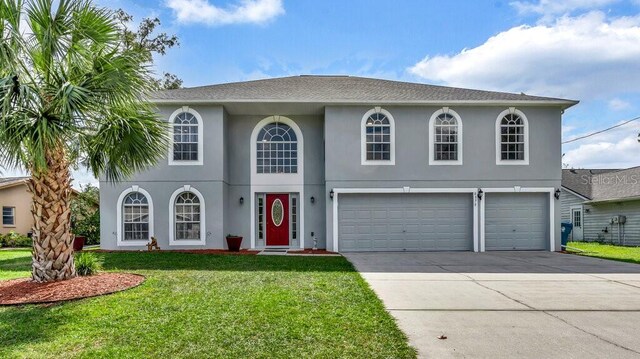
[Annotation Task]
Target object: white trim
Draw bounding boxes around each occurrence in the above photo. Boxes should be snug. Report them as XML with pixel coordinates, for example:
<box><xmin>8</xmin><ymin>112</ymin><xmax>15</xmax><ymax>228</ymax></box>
<box><xmin>168</xmin><ymin>185</ymin><xmax>206</xmax><ymax>246</ymax></box>
<box><xmin>479</xmin><ymin>187</ymin><xmax>555</xmax><ymax>252</ymax></box>
<box><xmin>495</xmin><ymin>107</ymin><xmax>530</xmax><ymax>166</ymax></box>
<box><xmin>331</xmin><ymin>187</ymin><xmax>479</xmax><ymax>252</ymax></box>
<box><xmin>116</xmin><ymin>186</ymin><xmax>154</xmax><ymax>247</ymax></box>
<box><xmin>361</xmin><ymin>107</ymin><xmax>396</xmax><ymax>166</ymax></box>
<box><xmin>168</xmin><ymin>106</ymin><xmax>204</xmax><ymax>166</ymax></box>
<box><xmin>250</xmin><ymin>116</ymin><xmax>305</xmax><ymax>249</ymax></box>
<box><xmin>428</xmin><ymin>107</ymin><xmax>463</xmax><ymax>166</ymax></box>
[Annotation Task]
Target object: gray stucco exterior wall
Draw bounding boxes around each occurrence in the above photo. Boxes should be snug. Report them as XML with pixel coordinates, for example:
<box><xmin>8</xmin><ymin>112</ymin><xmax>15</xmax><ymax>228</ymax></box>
<box><xmin>323</xmin><ymin>105</ymin><xmax>562</xmax><ymax>251</ymax></box>
<box><xmin>100</xmin><ymin>101</ymin><xmax>564</xmax><ymax>252</ymax></box>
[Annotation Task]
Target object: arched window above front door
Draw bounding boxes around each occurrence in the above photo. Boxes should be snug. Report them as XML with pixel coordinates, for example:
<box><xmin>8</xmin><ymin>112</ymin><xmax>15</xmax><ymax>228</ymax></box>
<box><xmin>256</xmin><ymin>122</ymin><xmax>298</xmax><ymax>174</ymax></box>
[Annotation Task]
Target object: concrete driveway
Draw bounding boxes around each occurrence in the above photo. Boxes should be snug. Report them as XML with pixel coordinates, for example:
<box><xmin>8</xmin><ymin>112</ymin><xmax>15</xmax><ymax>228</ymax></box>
<box><xmin>344</xmin><ymin>251</ymin><xmax>640</xmax><ymax>359</ymax></box>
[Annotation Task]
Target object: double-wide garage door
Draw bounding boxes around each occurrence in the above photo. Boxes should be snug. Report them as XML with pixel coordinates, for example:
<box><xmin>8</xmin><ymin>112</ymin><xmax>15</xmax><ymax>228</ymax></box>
<box><xmin>338</xmin><ymin>193</ymin><xmax>474</xmax><ymax>251</ymax></box>
<box><xmin>337</xmin><ymin>192</ymin><xmax>550</xmax><ymax>252</ymax></box>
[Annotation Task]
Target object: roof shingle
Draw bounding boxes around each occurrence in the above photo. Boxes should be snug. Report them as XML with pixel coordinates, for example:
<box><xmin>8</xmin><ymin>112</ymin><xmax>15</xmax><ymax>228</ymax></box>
<box><xmin>151</xmin><ymin>75</ymin><xmax>578</xmax><ymax>106</ymax></box>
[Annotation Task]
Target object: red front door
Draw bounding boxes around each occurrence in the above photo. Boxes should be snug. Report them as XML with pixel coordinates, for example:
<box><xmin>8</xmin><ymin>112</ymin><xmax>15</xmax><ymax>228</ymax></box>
<box><xmin>266</xmin><ymin>194</ymin><xmax>289</xmax><ymax>246</ymax></box>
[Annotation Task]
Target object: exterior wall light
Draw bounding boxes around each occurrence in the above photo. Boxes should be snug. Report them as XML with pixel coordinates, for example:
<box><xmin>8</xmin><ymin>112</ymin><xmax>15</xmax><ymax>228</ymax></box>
<box><xmin>554</xmin><ymin>189</ymin><xmax>561</xmax><ymax>200</ymax></box>
<box><xmin>310</xmin><ymin>196</ymin><xmax>315</xmax><ymax>204</ymax></box>
<box><xmin>329</xmin><ymin>189</ymin><xmax>334</xmax><ymax>200</ymax></box>
<box><xmin>477</xmin><ymin>189</ymin><xmax>483</xmax><ymax>200</ymax></box>
<box><xmin>239</xmin><ymin>197</ymin><xmax>244</xmax><ymax>205</ymax></box>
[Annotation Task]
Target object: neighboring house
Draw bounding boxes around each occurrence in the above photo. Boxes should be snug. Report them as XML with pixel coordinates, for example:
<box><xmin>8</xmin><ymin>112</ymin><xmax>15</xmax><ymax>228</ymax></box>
<box><xmin>0</xmin><ymin>177</ymin><xmax>90</xmax><ymax>237</ymax></box>
<box><xmin>99</xmin><ymin>75</ymin><xmax>578</xmax><ymax>252</ymax></box>
<box><xmin>562</xmin><ymin>167</ymin><xmax>640</xmax><ymax>245</ymax></box>
<box><xmin>0</xmin><ymin>177</ymin><xmax>34</xmax><ymax>235</ymax></box>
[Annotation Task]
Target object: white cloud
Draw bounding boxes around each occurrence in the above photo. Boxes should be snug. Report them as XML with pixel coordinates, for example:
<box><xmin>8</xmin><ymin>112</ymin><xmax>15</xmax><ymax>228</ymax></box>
<box><xmin>165</xmin><ymin>0</ymin><xmax>284</xmax><ymax>26</ymax></box>
<box><xmin>511</xmin><ymin>0</ymin><xmax>618</xmax><ymax>19</ymax></box>
<box><xmin>408</xmin><ymin>11</ymin><xmax>640</xmax><ymax>100</ymax></box>
<box><xmin>608</xmin><ymin>97</ymin><xmax>632</xmax><ymax>110</ymax></box>
<box><xmin>563</xmin><ymin>120</ymin><xmax>640</xmax><ymax>168</ymax></box>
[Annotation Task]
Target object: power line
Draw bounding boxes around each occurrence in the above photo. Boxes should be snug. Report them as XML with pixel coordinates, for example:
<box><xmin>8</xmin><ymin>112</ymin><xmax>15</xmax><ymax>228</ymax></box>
<box><xmin>562</xmin><ymin>115</ymin><xmax>640</xmax><ymax>144</ymax></box>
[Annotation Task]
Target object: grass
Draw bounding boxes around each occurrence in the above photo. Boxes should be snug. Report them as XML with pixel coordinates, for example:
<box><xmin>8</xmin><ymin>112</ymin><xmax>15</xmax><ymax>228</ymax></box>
<box><xmin>567</xmin><ymin>241</ymin><xmax>640</xmax><ymax>265</ymax></box>
<box><xmin>0</xmin><ymin>250</ymin><xmax>416</xmax><ymax>358</ymax></box>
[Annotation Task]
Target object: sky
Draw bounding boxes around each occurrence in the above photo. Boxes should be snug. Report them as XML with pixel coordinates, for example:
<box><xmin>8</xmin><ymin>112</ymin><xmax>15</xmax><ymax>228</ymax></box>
<box><xmin>5</xmin><ymin>0</ymin><xmax>640</xmax><ymax>187</ymax></box>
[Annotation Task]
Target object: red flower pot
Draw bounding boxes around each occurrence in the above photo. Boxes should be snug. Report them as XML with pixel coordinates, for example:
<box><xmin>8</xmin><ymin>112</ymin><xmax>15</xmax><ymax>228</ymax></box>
<box><xmin>226</xmin><ymin>236</ymin><xmax>243</xmax><ymax>252</ymax></box>
<box><xmin>73</xmin><ymin>236</ymin><xmax>86</xmax><ymax>251</ymax></box>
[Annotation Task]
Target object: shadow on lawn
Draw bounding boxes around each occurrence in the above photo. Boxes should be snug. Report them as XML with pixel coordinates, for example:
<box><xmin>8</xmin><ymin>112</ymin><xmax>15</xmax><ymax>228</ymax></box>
<box><xmin>98</xmin><ymin>251</ymin><xmax>354</xmax><ymax>273</ymax></box>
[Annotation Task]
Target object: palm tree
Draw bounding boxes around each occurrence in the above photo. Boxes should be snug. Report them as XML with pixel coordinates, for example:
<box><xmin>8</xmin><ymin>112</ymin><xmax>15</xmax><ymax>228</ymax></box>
<box><xmin>0</xmin><ymin>0</ymin><xmax>168</xmax><ymax>282</ymax></box>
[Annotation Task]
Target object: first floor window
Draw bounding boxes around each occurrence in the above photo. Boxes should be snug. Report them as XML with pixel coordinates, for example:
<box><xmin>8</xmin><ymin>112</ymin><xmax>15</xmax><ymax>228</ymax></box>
<box><xmin>175</xmin><ymin>192</ymin><xmax>201</xmax><ymax>240</ymax></box>
<box><xmin>2</xmin><ymin>207</ymin><xmax>15</xmax><ymax>226</ymax></box>
<box><xmin>123</xmin><ymin>193</ymin><xmax>149</xmax><ymax>240</ymax></box>
<box><xmin>291</xmin><ymin>196</ymin><xmax>297</xmax><ymax>240</ymax></box>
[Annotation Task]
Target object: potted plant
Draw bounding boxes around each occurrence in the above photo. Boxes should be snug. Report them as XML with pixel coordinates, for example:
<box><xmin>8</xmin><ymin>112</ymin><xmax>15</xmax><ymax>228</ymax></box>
<box><xmin>226</xmin><ymin>234</ymin><xmax>243</xmax><ymax>252</ymax></box>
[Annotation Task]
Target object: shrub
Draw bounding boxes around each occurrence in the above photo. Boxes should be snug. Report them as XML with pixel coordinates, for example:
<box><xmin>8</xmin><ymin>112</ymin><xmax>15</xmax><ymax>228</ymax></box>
<box><xmin>0</xmin><ymin>231</ymin><xmax>32</xmax><ymax>248</ymax></box>
<box><xmin>71</xmin><ymin>184</ymin><xmax>100</xmax><ymax>245</ymax></box>
<box><xmin>74</xmin><ymin>252</ymin><xmax>101</xmax><ymax>276</ymax></box>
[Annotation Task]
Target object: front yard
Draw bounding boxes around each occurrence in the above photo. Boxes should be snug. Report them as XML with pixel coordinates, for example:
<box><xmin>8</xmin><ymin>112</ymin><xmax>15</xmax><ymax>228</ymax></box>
<box><xmin>0</xmin><ymin>250</ymin><xmax>415</xmax><ymax>358</ymax></box>
<box><xmin>568</xmin><ymin>241</ymin><xmax>640</xmax><ymax>264</ymax></box>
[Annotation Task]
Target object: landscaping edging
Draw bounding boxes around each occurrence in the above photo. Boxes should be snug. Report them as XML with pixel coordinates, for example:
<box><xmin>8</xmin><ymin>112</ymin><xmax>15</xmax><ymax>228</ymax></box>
<box><xmin>0</xmin><ymin>273</ymin><xmax>145</xmax><ymax>306</ymax></box>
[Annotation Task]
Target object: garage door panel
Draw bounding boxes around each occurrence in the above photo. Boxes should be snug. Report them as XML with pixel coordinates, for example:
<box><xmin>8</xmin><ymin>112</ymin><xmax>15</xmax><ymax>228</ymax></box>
<box><xmin>485</xmin><ymin>193</ymin><xmax>548</xmax><ymax>251</ymax></box>
<box><xmin>338</xmin><ymin>193</ymin><xmax>473</xmax><ymax>252</ymax></box>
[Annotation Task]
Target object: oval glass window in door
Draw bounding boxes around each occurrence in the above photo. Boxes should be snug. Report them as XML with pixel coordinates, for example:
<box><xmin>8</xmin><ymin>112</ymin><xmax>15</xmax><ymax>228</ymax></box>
<box><xmin>272</xmin><ymin>199</ymin><xmax>284</xmax><ymax>227</ymax></box>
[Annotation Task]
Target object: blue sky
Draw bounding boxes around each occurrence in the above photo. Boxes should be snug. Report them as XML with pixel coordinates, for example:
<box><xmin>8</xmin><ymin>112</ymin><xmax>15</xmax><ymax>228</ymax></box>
<box><xmin>7</xmin><ymin>0</ymin><xmax>640</xmax><ymax>186</ymax></box>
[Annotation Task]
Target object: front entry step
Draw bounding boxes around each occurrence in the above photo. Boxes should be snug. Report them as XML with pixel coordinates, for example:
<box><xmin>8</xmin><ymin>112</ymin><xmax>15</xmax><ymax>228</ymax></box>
<box><xmin>258</xmin><ymin>248</ymin><xmax>289</xmax><ymax>256</ymax></box>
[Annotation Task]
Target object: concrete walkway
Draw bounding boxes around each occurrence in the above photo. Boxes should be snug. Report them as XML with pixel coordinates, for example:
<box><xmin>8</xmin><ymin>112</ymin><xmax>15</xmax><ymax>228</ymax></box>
<box><xmin>344</xmin><ymin>251</ymin><xmax>640</xmax><ymax>359</ymax></box>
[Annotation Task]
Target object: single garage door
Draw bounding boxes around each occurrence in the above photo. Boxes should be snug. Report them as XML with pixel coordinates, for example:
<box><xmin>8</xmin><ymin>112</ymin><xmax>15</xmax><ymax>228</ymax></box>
<box><xmin>485</xmin><ymin>193</ymin><xmax>548</xmax><ymax>250</ymax></box>
<box><xmin>338</xmin><ymin>193</ymin><xmax>473</xmax><ymax>252</ymax></box>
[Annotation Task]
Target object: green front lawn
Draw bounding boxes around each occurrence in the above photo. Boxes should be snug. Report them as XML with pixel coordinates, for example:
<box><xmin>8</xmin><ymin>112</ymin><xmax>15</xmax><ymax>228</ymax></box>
<box><xmin>567</xmin><ymin>241</ymin><xmax>640</xmax><ymax>264</ymax></box>
<box><xmin>0</xmin><ymin>250</ymin><xmax>415</xmax><ymax>358</ymax></box>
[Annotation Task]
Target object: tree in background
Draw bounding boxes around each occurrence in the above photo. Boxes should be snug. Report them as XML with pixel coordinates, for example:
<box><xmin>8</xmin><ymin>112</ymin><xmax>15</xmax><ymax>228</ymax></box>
<box><xmin>114</xmin><ymin>9</ymin><xmax>183</xmax><ymax>90</ymax></box>
<box><xmin>71</xmin><ymin>184</ymin><xmax>100</xmax><ymax>245</ymax></box>
<box><xmin>0</xmin><ymin>0</ymin><xmax>168</xmax><ymax>282</ymax></box>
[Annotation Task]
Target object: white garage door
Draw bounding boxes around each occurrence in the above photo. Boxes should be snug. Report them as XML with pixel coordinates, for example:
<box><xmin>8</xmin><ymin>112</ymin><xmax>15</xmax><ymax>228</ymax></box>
<box><xmin>338</xmin><ymin>193</ymin><xmax>473</xmax><ymax>252</ymax></box>
<box><xmin>485</xmin><ymin>193</ymin><xmax>548</xmax><ymax>250</ymax></box>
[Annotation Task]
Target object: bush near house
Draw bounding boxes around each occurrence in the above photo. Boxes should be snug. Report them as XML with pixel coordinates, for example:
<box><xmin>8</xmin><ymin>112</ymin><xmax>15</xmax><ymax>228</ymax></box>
<box><xmin>0</xmin><ymin>231</ymin><xmax>32</xmax><ymax>248</ymax></box>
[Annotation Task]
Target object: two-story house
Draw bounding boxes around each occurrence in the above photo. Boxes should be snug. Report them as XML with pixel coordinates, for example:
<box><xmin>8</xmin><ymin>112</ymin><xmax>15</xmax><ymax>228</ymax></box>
<box><xmin>99</xmin><ymin>76</ymin><xmax>578</xmax><ymax>252</ymax></box>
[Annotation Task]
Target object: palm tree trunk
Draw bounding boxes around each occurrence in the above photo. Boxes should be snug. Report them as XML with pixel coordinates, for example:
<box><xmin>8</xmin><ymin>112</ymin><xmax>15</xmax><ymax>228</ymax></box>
<box><xmin>28</xmin><ymin>146</ymin><xmax>76</xmax><ymax>282</ymax></box>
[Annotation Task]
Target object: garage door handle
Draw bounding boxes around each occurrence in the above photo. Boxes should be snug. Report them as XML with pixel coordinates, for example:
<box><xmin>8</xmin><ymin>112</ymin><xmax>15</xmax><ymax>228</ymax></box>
<box><xmin>402</xmin><ymin>230</ymin><xmax>406</xmax><ymax>233</ymax></box>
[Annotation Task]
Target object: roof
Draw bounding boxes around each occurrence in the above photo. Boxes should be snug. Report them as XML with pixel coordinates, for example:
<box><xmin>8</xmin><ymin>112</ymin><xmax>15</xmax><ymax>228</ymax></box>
<box><xmin>151</xmin><ymin>75</ymin><xmax>578</xmax><ymax>108</ymax></box>
<box><xmin>562</xmin><ymin>167</ymin><xmax>640</xmax><ymax>203</ymax></box>
<box><xmin>0</xmin><ymin>177</ymin><xmax>29</xmax><ymax>189</ymax></box>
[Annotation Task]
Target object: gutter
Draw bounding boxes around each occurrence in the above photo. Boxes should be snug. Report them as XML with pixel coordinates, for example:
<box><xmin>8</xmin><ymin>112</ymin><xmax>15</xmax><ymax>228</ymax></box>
<box><xmin>148</xmin><ymin>99</ymin><xmax>579</xmax><ymax>110</ymax></box>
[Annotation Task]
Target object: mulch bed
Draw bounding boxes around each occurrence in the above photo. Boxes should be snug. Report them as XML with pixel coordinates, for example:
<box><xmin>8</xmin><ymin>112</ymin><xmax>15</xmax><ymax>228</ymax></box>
<box><xmin>0</xmin><ymin>273</ymin><xmax>145</xmax><ymax>306</ymax></box>
<box><xmin>93</xmin><ymin>249</ymin><xmax>261</xmax><ymax>255</ymax></box>
<box><xmin>287</xmin><ymin>249</ymin><xmax>339</xmax><ymax>255</ymax></box>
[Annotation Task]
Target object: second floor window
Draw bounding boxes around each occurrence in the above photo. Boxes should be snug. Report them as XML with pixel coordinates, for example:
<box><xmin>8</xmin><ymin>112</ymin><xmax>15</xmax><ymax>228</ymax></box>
<box><xmin>362</xmin><ymin>108</ymin><xmax>396</xmax><ymax>164</ymax></box>
<box><xmin>256</xmin><ymin>122</ymin><xmax>298</xmax><ymax>174</ymax></box>
<box><xmin>429</xmin><ymin>108</ymin><xmax>463</xmax><ymax>165</ymax></box>
<box><xmin>498</xmin><ymin>111</ymin><xmax>527</xmax><ymax>162</ymax></box>
<box><xmin>173</xmin><ymin>112</ymin><xmax>199</xmax><ymax>161</ymax></box>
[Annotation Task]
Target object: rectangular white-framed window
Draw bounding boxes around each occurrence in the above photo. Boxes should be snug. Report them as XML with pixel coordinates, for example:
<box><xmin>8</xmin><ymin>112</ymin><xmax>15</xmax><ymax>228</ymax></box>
<box><xmin>2</xmin><ymin>206</ymin><xmax>15</xmax><ymax>226</ymax></box>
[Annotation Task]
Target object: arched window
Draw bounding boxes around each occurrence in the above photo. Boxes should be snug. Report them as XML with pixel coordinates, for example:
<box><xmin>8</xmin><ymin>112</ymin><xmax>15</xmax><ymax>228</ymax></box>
<box><xmin>496</xmin><ymin>108</ymin><xmax>529</xmax><ymax>165</ymax></box>
<box><xmin>123</xmin><ymin>192</ymin><xmax>150</xmax><ymax>241</ymax></box>
<box><xmin>169</xmin><ymin>108</ymin><xmax>203</xmax><ymax>165</ymax></box>
<box><xmin>361</xmin><ymin>107</ymin><xmax>395</xmax><ymax>165</ymax></box>
<box><xmin>174</xmin><ymin>192</ymin><xmax>201</xmax><ymax>241</ymax></box>
<box><xmin>256</xmin><ymin>122</ymin><xmax>298</xmax><ymax>173</ymax></box>
<box><xmin>117</xmin><ymin>186</ymin><xmax>154</xmax><ymax>246</ymax></box>
<box><xmin>429</xmin><ymin>108</ymin><xmax>462</xmax><ymax>165</ymax></box>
